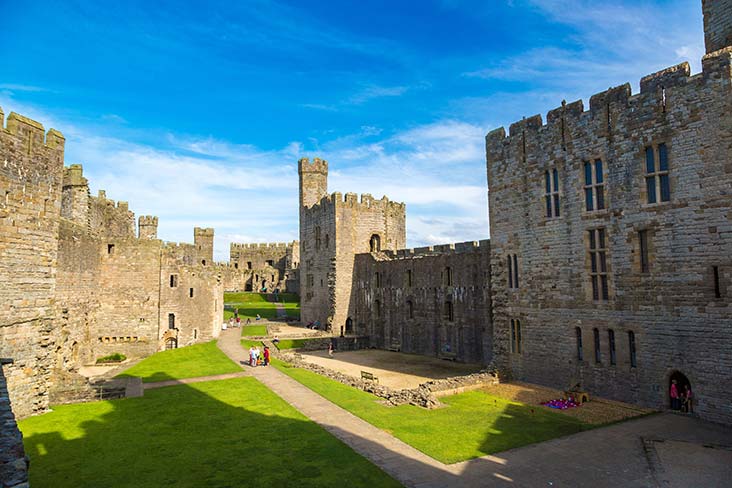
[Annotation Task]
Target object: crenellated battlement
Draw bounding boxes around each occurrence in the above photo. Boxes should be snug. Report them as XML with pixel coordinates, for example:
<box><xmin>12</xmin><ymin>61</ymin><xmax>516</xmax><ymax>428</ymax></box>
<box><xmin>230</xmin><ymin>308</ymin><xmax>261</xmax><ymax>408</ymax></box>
<box><xmin>139</xmin><ymin>215</ymin><xmax>158</xmax><ymax>226</ymax></box>
<box><xmin>63</xmin><ymin>164</ymin><xmax>88</xmax><ymax>187</ymax></box>
<box><xmin>380</xmin><ymin>239</ymin><xmax>490</xmax><ymax>260</ymax></box>
<box><xmin>230</xmin><ymin>242</ymin><xmax>292</xmax><ymax>250</ymax></box>
<box><xmin>304</xmin><ymin>190</ymin><xmax>406</xmax><ymax>214</ymax></box>
<box><xmin>485</xmin><ymin>51</ymin><xmax>732</xmax><ymax>162</ymax></box>
<box><xmin>194</xmin><ymin>227</ymin><xmax>214</xmax><ymax>237</ymax></box>
<box><xmin>298</xmin><ymin>156</ymin><xmax>328</xmax><ymax>174</ymax></box>
<box><xmin>1</xmin><ymin>109</ymin><xmax>65</xmax><ymax>152</ymax></box>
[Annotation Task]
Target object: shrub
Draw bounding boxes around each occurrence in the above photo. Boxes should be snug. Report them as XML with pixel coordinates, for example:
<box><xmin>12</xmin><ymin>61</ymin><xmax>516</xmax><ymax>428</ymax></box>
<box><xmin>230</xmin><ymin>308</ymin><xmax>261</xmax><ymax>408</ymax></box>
<box><xmin>96</xmin><ymin>353</ymin><xmax>127</xmax><ymax>364</ymax></box>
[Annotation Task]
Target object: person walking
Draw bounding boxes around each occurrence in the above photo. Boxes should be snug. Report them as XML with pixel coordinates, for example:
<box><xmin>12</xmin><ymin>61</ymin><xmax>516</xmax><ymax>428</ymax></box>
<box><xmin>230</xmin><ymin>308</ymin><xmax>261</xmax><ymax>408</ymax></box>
<box><xmin>249</xmin><ymin>346</ymin><xmax>256</xmax><ymax>367</ymax></box>
<box><xmin>683</xmin><ymin>384</ymin><xmax>694</xmax><ymax>414</ymax></box>
<box><xmin>328</xmin><ymin>342</ymin><xmax>334</xmax><ymax>358</ymax></box>
<box><xmin>670</xmin><ymin>379</ymin><xmax>680</xmax><ymax>410</ymax></box>
<box><xmin>263</xmin><ymin>346</ymin><xmax>270</xmax><ymax>366</ymax></box>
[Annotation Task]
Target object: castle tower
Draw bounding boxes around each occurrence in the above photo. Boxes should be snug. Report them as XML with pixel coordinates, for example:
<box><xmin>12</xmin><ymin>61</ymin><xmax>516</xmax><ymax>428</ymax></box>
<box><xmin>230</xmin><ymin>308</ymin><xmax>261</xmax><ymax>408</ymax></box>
<box><xmin>61</xmin><ymin>164</ymin><xmax>90</xmax><ymax>225</ymax></box>
<box><xmin>194</xmin><ymin>227</ymin><xmax>214</xmax><ymax>265</ymax></box>
<box><xmin>298</xmin><ymin>157</ymin><xmax>328</xmax><ymax>211</ymax></box>
<box><xmin>138</xmin><ymin>215</ymin><xmax>158</xmax><ymax>240</ymax></box>
<box><xmin>702</xmin><ymin>0</ymin><xmax>732</xmax><ymax>54</ymax></box>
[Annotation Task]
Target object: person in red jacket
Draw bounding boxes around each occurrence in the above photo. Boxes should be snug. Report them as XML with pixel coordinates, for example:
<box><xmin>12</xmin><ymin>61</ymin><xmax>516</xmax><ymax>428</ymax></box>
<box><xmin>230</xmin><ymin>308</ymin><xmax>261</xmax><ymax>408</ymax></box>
<box><xmin>263</xmin><ymin>346</ymin><xmax>270</xmax><ymax>366</ymax></box>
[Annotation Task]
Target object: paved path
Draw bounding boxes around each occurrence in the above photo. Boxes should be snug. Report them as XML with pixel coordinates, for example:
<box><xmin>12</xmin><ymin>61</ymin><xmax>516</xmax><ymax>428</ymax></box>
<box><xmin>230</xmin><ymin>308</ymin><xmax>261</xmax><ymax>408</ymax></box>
<box><xmin>274</xmin><ymin>302</ymin><xmax>287</xmax><ymax>319</ymax></box>
<box><xmin>216</xmin><ymin>328</ymin><xmax>732</xmax><ymax>487</ymax></box>
<box><xmin>143</xmin><ymin>371</ymin><xmax>249</xmax><ymax>390</ymax></box>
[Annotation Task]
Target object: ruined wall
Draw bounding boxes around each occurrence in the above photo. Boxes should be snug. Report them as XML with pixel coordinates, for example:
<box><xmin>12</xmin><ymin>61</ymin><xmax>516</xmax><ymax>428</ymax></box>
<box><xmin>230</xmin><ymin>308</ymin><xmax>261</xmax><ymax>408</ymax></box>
<box><xmin>0</xmin><ymin>109</ymin><xmax>65</xmax><ymax>418</ymax></box>
<box><xmin>227</xmin><ymin>241</ymin><xmax>297</xmax><ymax>292</ymax></box>
<box><xmin>353</xmin><ymin>241</ymin><xmax>492</xmax><ymax>364</ymax></box>
<box><xmin>486</xmin><ymin>49</ymin><xmax>732</xmax><ymax>423</ymax></box>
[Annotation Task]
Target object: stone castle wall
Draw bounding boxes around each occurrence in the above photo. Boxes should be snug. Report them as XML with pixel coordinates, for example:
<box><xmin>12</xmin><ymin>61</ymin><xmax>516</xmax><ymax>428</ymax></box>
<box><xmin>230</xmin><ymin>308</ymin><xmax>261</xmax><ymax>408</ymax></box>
<box><xmin>0</xmin><ymin>362</ymin><xmax>29</xmax><ymax>488</ymax></box>
<box><xmin>352</xmin><ymin>241</ymin><xmax>492</xmax><ymax>364</ymax></box>
<box><xmin>298</xmin><ymin>158</ymin><xmax>406</xmax><ymax>331</ymax></box>
<box><xmin>486</xmin><ymin>50</ymin><xmax>732</xmax><ymax>423</ymax></box>
<box><xmin>226</xmin><ymin>241</ymin><xmax>298</xmax><ymax>292</ymax></box>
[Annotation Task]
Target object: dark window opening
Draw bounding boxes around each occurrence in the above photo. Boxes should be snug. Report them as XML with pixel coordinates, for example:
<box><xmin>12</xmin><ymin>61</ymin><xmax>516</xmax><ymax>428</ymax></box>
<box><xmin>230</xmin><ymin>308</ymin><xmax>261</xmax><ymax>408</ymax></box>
<box><xmin>247</xmin><ymin>261</ymin><xmax>252</xmax><ymax>270</ymax></box>
<box><xmin>508</xmin><ymin>255</ymin><xmax>513</xmax><ymax>288</ymax></box>
<box><xmin>189</xmin><ymin>288</ymin><xmax>194</xmax><ymax>298</ymax></box>
<box><xmin>406</xmin><ymin>269</ymin><xmax>413</xmax><ymax>287</ymax></box>
<box><xmin>202</xmin><ymin>259</ymin><xmax>206</xmax><ymax>266</ymax></box>
<box><xmin>576</xmin><ymin>327</ymin><xmax>583</xmax><ymax>361</ymax></box>
<box><xmin>325</xmin><ymin>234</ymin><xmax>329</xmax><ymax>249</ymax></box>
<box><xmin>406</xmin><ymin>300</ymin><xmax>413</xmax><ymax>319</ymax></box>
<box><xmin>545</xmin><ymin>168</ymin><xmax>560</xmax><ymax>218</ymax></box>
<box><xmin>375</xmin><ymin>272</ymin><xmax>381</xmax><ymax>288</ymax></box>
<box><xmin>266</xmin><ymin>260</ymin><xmax>274</xmax><ymax>267</ymax></box>
<box><xmin>512</xmin><ymin>254</ymin><xmax>519</xmax><ymax>288</ymax></box>
<box><xmin>511</xmin><ymin>319</ymin><xmax>522</xmax><ymax>354</ymax></box>
<box><xmin>608</xmin><ymin>329</ymin><xmax>616</xmax><ymax>365</ymax></box>
<box><xmin>193</xmin><ymin>329</ymin><xmax>198</xmax><ymax>340</ymax></box>
<box><xmin>168</xmin><ymin>313</ymin><xmax>176</xmax><ymax>330</ymax></box>
<box><xmin>445</xmin><ymin>267</ymin><xmax>453</xmax><ymax>286</ymax></box>
<box><xmin>510</xmin><ymin>320</ymin><xmax>516</xmax><ymax>353</ymax></box>
<box><xmin>593</xmin><ymin>328</ymin><xmax>601</xmax><ymax>363</ymax></box>
<box><xmin>315</xmin><ymin>226</ymin><xmax>321</xmax><ymax>250</ymax></box>
<box><xmin>370</xmin><ymin>234</ymin><xmax>381</xmax><ymax>252</ymax></box>
<box><xmin>589</xmin><ymin>228</ymin><xmax>609</xmax><ymax>301</ymax></box>
<box><xmin>375</xmin><ymin>300</ymin><xmax>381</xmax><ymax>317</ymax></box>
<box><xmin>645</xmin><ymin>144</ymin><xmax>670</xmax><ymax>204</ymax></box>
<box><xmin>170</xmin><ymin>274</ymin><xmax>178</xmax><ymax>288</ymax></box>
<box><xmin>713</xmin><ymin>266</ymin><xmax>721</xmax><ymax>298</ymax></box>
<box><xmin>444</xmin><ymin>301</ymin><xmax>454</xmax><ymax>321</ymax></box>
<box><xmin>639</xmin><ymin>230</ymin><xmax>650</xmax><ymax>273</ymax></box>
<box><xmin>234</xmin><ymin>263</ymin><xmax>239</xmax><ymax>269</ymax></box>
<box><xmin>628</xmin><ymin>331</ymin><xmax>637</xmax><ymax>368</ymax></box>
<box><xmin>107</xmin><ymin>243</ymin><xmax>115</xmax><ymax>255</ymax></box>
<box><xmin>584</xmin><ymin>160</ymin><xmax>605</xmax><ymax>211</ymax></box>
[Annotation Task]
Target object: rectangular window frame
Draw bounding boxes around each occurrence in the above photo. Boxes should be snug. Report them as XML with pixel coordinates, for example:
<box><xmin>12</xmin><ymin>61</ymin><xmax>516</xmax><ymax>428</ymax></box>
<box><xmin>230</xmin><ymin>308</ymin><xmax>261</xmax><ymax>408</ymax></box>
<box><xmin>608</xmin><ymin>329</ymin><xmax>616</xmax><ymax>366</ymax></box>
<box><xmin>593</xmin><ymin>328</ymin><xmax>601</xmax><ymax>364</ymax></box>
<box><xmin>583</xmin><ymin>159</ymin><xmax>605</xmax><ymax>212</ymax></box>
<box><xmin>588</xmin><ymin>228</ymin><xmax>610</xmax><ymax>301</ymax></box>
<box><xmin>545</xmin><ymin>168</ymin><xmax>561</xmax><ymax>218</ymax></box>
<box><xmin>639</xmin><ymin>230</ymin><xmax>650</xmax><ymax>274</ymax></box>
<box><xmin>644</xmin><ymin>143</ymin><xmax>670</xmax><ymax>205</ymax></box>
<box><xmin>628</xmin><ymin>331</ymin><xmax>637</xmax><ymax>368</ymax></box>
<box><xmin>575</xmin><ymin>327</ymin><xmax>583</xmax><ymax>361</ymax></box>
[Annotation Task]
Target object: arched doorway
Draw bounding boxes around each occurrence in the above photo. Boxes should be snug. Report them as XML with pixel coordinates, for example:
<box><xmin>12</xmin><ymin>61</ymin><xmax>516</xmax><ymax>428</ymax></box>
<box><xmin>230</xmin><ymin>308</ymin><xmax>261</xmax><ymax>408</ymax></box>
<box><xmin>165</xmin><ymin>338</ymin><xmax>178</xmax><ymax>350</ymax></box>
<box><xmin>668</xmin><ymin>371</ymin><xmax>691</xmax><ymax>411</ymax></box>
<box><xmin>345</xmin><ymin>317</ymin><xmax>353</xmax><ymax>334</ymax></box>
<box><xmin>370</xmin><ymin>234</ymin><xmax>381</xmax><ymax>252</ymax></box>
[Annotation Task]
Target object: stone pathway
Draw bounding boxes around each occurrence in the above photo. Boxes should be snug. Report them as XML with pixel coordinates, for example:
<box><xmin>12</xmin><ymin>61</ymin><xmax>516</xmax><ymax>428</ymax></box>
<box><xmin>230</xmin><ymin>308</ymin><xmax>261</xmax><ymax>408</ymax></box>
<box><xmin>215</xmin><ymin>328</ymin><xmax>732</xmax><ymax>487</ymax></box>
<box><xmin>274</xmin><ymin>302</ymin><xmax>287</xmax><ymax>319</ymax></box>
<box><xmin>143</xmin><ymin>371</ymin><xmax>249</xmax><ymax>390</ymax></box>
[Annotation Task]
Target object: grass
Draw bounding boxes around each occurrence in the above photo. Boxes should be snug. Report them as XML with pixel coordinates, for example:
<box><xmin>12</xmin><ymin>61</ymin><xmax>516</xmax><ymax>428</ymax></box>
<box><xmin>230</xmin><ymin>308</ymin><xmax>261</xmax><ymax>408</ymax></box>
<box><xmin>224</xmin><ymin>292</ymin><xmax>300</xmax><ymax>320</ymax></box>
<box><xmin>272</xmin><ymin>359</ymin><xmax>590</xmax><ymax>464</ymax></box>
<box><xmin>95</xmin><ymin>353</ymin><xmax>126</xmax><ymax>364</ymax></box>
<box><xmin>116</xmin><ymin>341</ymin><xmax>241</xmax><ymax>383</ymax></box>
<box><xmin>241</xmin><ymin>325</ymin><xmax>268</xmax><ymax>337</ymax></box>
<box><xmin>20</xmin><ymin>378</ymin><xmax>400</xmax><ymax>488</ymax></box>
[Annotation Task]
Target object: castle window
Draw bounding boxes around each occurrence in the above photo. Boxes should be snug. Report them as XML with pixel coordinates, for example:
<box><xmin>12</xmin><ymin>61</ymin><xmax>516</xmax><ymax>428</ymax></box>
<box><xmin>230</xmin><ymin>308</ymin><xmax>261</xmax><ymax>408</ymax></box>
<box><xmin>202</xmin><ymin>259</ymin><xmax>206</xmax><ymax>266</ymax></box>
<box><xmin>645</xmin><ymin>144</ymin><xmax>670</xmax><ymax>204</ymax></box>
<box><xmin>247</xmin><ymin>261</ymin><xmax>252</xmax><ymax>270</ymax></box>
<box><xmin>628</xmin><ymin>331</ymin><xmax>637</xmax><ymax>367</ymax></box>
<box><xmin>370</xmin><ymin>234</ymin><xmax>381</xmax><ymax>252</ymax></box>
<box><xmin>325</xmin><ymin>234</ymin><xmax>329</xmax><ymax>249</ymax></box>
<box><xmin>306</xmin><ymin>274</ymin><xmax>314</xmax><ymax>287</ymax></box>
<box><xmin>593</xmin><ymin>328</ymin><xmax>601</xmax><ymax>363</ymax></box>
<box><xmin>315</xmin><ymin>226</ymin><xmax>321</xmax><ymax>250</ymax></box>
<box><xmin>375</xmin><ymin>299</ymin><xmax>381</xmax><ymax>317</ymax></box>
<box><xmin>713</xmin><ymin>266</ymin><xmax>721</xmax><ymax>298</ymax></box>
<box><xmin>583</xmin><ymin>159</ymin><xmax>605</xmax><ymax>211</ymax></box>
<box><xmin>639</xmin><ymin>230</ymin><xmax>650</xmax><ymax>273</ymax></box>
<box><xmin>168</xmin><ymin>313</ymin><xmax>176</xmax><ymax>330</ymax></box>
<box><xmin>165</xmin><ymin>338</ymin><xmax>178</xmax><ymax>350</ymax></box>
<box><xmin>266</xmin><ymin>260</ymin><xmax>274</xmax><ymax>267</ymax></box>
<box><xmin>170</xmin><ymin>274</ymin><xmax>178</xmax><ymax>288</ymax></box>
<box><xmin>588</xmin><ymin>228</ymin><xmax>609</xmax><ymax>301</ymax></box>
<box><xmin>507</xmin><ymin>254</ymin><xmax>519</xmax><ymax>289</ymax></box>
<box><xmin>444</xmin><ymin>301</ymin><xmax>454</xmax><ymax>321</ymax></box>
<box><xmin>445</xmin><ymin>267</ymin><xmax>453</xmax><ymax>286</ymax></box>
<box><xmin>107</xmin><ymin>243</ymin><xmax>115</xmax><ymax>255</ymax></box>
<box><xmin>575</xmin><ymin>327</ymin><xmax>583</xmax><ymax>361</ymax></box>
<box><xmin>405</xmin><ymin>269</ymin><xmax>413</xmax><ymax>287</ymax></box>
<box><xmin>608</xmin><ymin>329</ymin><xmax>616</xmax><ymax>365</ymax></box>
<box><xmin>545</xmin><ymin>168</ymin><xmax>560</xmax><ymax>218</ymax></box>
<box><xmin>375</xmin><ymin>272</ymin><xmax>381</xmax><ymax>287</ymax></box>
<box><xmin>510</xmin><ymin>319</ymin><xmax>522</xmax><ymax>354</ymax></box>
<box><xmin>406</xmin><ymin>300</ymin><xmax>414</xmax><ymax>319</ymax></box>
<box><xmin>234</xmin><ymin>263</ymin><xmax>239</xmax><ymax>269</ymax></box>
<box><xmin>193</xmin><ymin>329</ymin><xmax>198</xmax><ymax>340</ymax></box>
<box><xmin>189</xmin><ymin>288</ymin><xmax>194</xmax><ymax>298</ymax></box>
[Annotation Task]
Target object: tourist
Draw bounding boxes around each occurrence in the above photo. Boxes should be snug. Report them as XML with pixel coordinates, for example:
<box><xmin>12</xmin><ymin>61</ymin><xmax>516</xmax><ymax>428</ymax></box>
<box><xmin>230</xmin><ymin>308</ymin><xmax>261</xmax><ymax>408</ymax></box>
<box><xmin>328</xmin><ymin>342</ymin><xmax>333</xmax><ymax>358</ymax></box>
<box><xmin>256</xmin><ymin>314</ymin><xmax>261</xmax><ymax>321</ymax></box>
<box><xmin>236</xmin><ymin>316</ymin><xmax>241</xmax><ymax>327</ymax></box>
<box><xmin>246</xmin><ymin>317</ymin><xmax>251</xmax><ymax>325</ymax></box>
<box><xmin>254</xmin><ymin>346</ymin><xmax>261</xmax><ymax>366</ymax></box>
<box><xmin>263</xmin><ymin>346</ymin><xmax>270</xmax><ymax>366</ymax></box>
<box><xmin>249</xmin><ymin>346</ymin><xmax>256</xmax><ymax>367</ymax></box>
<box><xmin>272</xmin><ymin>335</ymin><xmax>280</xmax><ymax>345</ymax></box>
<box><xmin>670</xmin><ymin>379</ymin><xmax>680</xmax><ymax>410</ymax></box>
<box><xmin>228</xmin><ymin>317</ymin><xmax>234</xmax><ymax>328</ymax></box>
<box><xmin>683</xmin><ymin>384</ymin><xmax>694</xmax><ymax>414</ymax></box>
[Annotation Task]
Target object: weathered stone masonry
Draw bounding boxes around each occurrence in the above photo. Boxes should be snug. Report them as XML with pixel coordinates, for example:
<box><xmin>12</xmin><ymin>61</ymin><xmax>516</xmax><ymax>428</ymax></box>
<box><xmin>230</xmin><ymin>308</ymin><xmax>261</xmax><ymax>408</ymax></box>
<box><xmin>226</xmin><ymin>241</ymin><xmax>299</xmax><ymax>294</ymax></box>
<box><xmin>485</xmin><ymin>2</ymin><xmax>732</xmax><ymax>424</ymax></box>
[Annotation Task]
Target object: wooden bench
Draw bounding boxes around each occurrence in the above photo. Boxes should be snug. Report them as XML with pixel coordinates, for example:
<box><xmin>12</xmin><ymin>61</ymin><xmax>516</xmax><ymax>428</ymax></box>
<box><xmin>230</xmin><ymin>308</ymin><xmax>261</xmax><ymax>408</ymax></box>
<box><xmin>361</xmin><ymin>370</ymin><xmax>379</xmax><ymax>383</ymax></box>
<box><xmin>438</xmin><ymin>351</ymin><xmax>457</xmax><ymax>361</ymax></box>
<box><xmin>387</xmin><ymin>341</ymin><xmax>401</xmax><ymax>352</ymax></box>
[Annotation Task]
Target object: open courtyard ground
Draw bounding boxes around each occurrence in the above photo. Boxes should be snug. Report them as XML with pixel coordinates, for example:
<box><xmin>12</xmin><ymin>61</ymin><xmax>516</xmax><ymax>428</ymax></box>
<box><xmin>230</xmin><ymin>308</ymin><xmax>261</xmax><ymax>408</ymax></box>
<box><xmin>224</xmin><ymin>292</ymin><xmax>300</xmax><ymax>321</ymax></box>
<box><xmin>299</xmin><ymin>349</ymin><xmax>483</xmax><ymax>390</ymax></box>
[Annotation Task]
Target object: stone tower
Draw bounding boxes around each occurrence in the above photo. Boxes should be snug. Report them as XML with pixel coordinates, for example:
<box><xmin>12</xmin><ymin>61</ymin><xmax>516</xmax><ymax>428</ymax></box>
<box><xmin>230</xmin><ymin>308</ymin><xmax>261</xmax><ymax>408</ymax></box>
<box><xmin>298</xmin><ymin>157</ymin><xmax>328</xmax><ymax>217</ymax></box>
<box><xmin>194</xmin><ymin>227</ymin><xmax>214</xmax><ymax>265</ymax></box>
<box><xmin>61</xmin><ymin>164</ymin><xmax>90</xmax><ymax>225</ymax></box>
<box><xmin>702</xmin><ymin>0</ymin><xmax>732</xmax><ymax>54</ymax></box>
<box><xmin>138</xmin><ymin>215</ymin><xmax>158</xmax><ymax>240</ymax></box>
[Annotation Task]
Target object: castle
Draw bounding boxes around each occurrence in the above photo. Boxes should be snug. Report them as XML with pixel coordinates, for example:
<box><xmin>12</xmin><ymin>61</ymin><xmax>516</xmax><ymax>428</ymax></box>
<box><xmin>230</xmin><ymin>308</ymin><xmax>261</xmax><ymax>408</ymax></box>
<box><xmin>1</xmin><ymin>1</ymin><xmax>731</xmax><ymax>486</ymax></box>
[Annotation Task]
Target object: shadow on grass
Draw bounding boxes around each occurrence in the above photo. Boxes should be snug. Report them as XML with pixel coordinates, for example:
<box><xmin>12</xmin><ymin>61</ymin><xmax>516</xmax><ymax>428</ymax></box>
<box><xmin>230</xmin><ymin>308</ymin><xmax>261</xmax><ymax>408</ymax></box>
<box><xmin>21</xmin><ymin>373</ymin><xmax>423</xmax><ymax>488</ymax></box>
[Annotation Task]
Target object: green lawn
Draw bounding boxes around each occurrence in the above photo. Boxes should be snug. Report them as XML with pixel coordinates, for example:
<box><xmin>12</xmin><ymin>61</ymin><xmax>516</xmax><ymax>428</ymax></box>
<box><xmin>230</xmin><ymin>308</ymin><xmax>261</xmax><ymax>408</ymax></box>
<box><xmin>224</xmin><ymin>292</ymin><xmax>300</xmax><ymax>320</ymax></box>
<box><xmin>275</xmin><ymin>338</ymin><xmax>322</xmax><ymax>350</ymax></box>
<box><xmin>116</xmin><ymin>341</ymin><xmax>241</xmax><ymax>383</ymax></box>
<box><xmin>241</xmin><ymin>325</ymin><xmax>268</xmax><ymax>337</ymax></box>
<box><xmin>20</xmin><ymin>378</ymin><xmax>400</xmax><ymax>488</ymax></box>
<box><xmin>272</xmin><ymin>359</ymin><xmax>589</xmax><ymax>464</ymax></box>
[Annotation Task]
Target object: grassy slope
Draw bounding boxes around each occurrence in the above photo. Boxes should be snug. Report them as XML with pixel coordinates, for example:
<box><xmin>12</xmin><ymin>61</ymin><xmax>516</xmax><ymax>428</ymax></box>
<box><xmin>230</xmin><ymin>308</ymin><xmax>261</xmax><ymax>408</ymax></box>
<box><xmin>20</xmin><ymin>378</ymin><xmax>400</xmax><ymax>488</ymax></box>
<box><xmin>275</xmin><ymin>339</ymin><xmax>320</xmax><ymax>350</ymax></box>
<box><xmin>116</xmin><ymin>341</ymin><xmax>241</xmax><ymax>383</ymax></box>
<box><xmin>224</xmin><ymin>292</ymin><xmax>300</xmax><ymax>320</ymax></box>
<box><xmin>241</xmin><ymin>325</ymin><xmax>268</xmax><ymax>337</ymax></box>
<box><xmin>272</xmin><ymin>359</ymin><xmax>588</xmax><ymax>464</ymax></box>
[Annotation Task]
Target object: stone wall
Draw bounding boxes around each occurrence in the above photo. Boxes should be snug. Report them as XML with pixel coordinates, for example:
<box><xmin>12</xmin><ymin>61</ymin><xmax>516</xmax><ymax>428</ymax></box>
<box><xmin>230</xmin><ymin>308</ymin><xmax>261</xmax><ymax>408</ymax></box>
<box><xmin>486</xmin><ymin>49</ymin><xmax>732</xmax><ymax>423</ymax></box>
<box><xmin>226</xmin><ymin>241</ymin><xmax>298</xmax><ymax>292</ymax></box>
<box><xmin>703</xmin><ymin>0</ymin><xmax>732</xmax><ymax>54</ymax></box>
<box><xmin>298</xmin><ymin>157</ymin><xmax>406</xmax><ymax>330</ymax></box>
<box><xmin>0</xmin><ymin>110</ymin><xmax>64</xmax><ymax>418</ymax></box>
<box><xmin>0</xmin><ymin>362</ymin><xmax>29</xmax><ymax>488</ymax></box>
<box><xmin>352</xmin><ymin>241</ymin><xmax>492</xmax><ymax>364</ymax></box>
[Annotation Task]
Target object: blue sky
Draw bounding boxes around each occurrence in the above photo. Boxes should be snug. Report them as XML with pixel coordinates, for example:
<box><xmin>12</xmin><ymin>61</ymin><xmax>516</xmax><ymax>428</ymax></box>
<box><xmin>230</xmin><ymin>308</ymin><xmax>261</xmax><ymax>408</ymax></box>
<box><xmin>1</xmin><ymin>0</ymin><xmax>704</xmax><ymax>260</ymax></box>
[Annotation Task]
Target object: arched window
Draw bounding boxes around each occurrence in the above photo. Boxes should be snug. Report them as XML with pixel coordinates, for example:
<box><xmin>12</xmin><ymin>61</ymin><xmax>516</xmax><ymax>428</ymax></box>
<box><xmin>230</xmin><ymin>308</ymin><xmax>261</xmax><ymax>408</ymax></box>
<box><xmin>370</xmin><ymin>234</ymin><xmax>381</xmax><ymax>252</ymax></box>
<box><xmin>315</xmin><ymin>226</ymin><xmax>322</xmax><ymax>250</ymax></box>
<box><xmin>168</xmin><ymin>313</ymin><xmax>175</xmax><ymax>330</ymax></box>
<box><xmin>375</xmin><ymin>299</ymin><xmax>381</xmax><ymax>317</ymax></box>
<box><xmin>406</xmin><ymin>300</ymin><xmax>414</xmax><ymax>319</ymax></box>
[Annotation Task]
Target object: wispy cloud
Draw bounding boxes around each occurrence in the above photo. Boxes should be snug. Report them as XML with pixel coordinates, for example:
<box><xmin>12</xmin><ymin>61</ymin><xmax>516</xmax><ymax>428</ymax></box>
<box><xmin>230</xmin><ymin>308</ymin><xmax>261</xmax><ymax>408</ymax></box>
<box><xmin>0</xmin><ymin>84</ymin><xmax>50</xmax><ymax>93</ymax></box>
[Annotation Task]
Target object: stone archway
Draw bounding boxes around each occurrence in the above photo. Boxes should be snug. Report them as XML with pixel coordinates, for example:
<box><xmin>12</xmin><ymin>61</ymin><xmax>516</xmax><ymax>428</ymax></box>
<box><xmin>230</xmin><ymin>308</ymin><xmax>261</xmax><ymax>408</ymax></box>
<box><xmin>668</xmin><ymin>370</ymin><xmax>691</xmax><ymax>411</ymax></box>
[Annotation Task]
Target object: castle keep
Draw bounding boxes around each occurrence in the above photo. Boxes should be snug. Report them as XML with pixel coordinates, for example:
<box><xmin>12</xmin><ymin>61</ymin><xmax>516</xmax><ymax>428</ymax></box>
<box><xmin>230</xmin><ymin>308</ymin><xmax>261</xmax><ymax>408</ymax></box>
<box><xmin>485</xmin><ymin>0</ymin><xmax>732</xmax><ymax>424</ymax></box>
<box><xmin>0</xmin><ymin>111</ymin><xmax>223</xmax><ymax>420</ymax></box>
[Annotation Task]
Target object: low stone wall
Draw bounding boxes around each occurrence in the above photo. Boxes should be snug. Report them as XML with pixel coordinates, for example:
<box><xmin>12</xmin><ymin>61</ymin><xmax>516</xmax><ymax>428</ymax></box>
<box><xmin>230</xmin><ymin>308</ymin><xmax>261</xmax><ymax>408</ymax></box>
<box><xmin>1</xmin><ymin>362</ymin><xmax>29</xmax><ymax>488</ymax></box>
<box><xmin>275</xmin><ymin>348</ymin><xmax>499</xmax><ymax>409</ymax></box>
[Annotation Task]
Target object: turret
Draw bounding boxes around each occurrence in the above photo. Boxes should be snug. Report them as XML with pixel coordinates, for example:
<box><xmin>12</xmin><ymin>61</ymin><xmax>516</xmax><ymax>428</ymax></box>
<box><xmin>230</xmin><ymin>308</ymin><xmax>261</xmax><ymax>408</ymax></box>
<box><xmin>194</xmin><ymin>227</ymin><xmax>214</xmax><ymax>265</ymax></box>
<box><xmin>298</xmin><ymin>157</ymin><xmax>328</xmax><ymax>210</ymax></box>
<box><xmin>703</xmin><ymin>0</ymin><xmax>732</xmax><ymax>54</ymax></box>
<box><xmin>138</xmin><ymin>215</ymin><xmax>158</xmax><ymax>240</ymax></box>
<box><xmin>61</xmin><ymin>164</ymin><xmax>90</xmax><ymax>224</ymax></box>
